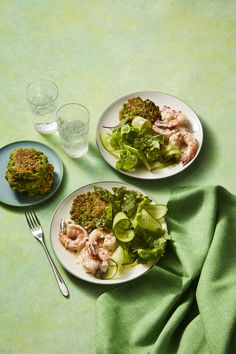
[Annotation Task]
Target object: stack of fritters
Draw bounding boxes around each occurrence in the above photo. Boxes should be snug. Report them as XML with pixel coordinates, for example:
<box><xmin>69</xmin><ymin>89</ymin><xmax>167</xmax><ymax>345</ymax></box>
<box><xmin>5</xmin><ymin>148</ymin><xmax>55</xmax><ymax>196</ymax></box>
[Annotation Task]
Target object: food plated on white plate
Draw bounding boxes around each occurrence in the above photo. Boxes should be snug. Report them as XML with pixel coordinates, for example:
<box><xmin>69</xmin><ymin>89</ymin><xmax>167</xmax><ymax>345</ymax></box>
<box><xmin>50</xmin><ymin>182</ymin><xmax>169</xmax><ymax>285</ymax></box>
<box><xmin>96</xmin><ymin>91</ymin><xmax>203</xmax><ymax>179</ymax></box>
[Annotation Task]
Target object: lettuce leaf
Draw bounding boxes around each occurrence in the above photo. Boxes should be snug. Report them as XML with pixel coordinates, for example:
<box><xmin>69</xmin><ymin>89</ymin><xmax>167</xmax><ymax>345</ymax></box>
<box><xmin>100</xmin><ymin>121</ymin><xmax>181</xmax><ymax>172</ymax></box>
<box><xmin>135</xmin><ymin>235</ymin><xmax>168</xmax><ymax>260</ymax></box>
<box><xmin>93</xmin><ymin>186</ymin><xmax>169</xmax><ymax>263</ymax></box>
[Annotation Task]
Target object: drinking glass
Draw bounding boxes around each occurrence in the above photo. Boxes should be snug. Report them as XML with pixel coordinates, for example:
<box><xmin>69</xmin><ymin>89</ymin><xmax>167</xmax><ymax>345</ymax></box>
<box><xmin>26</xmin><ymin>80</ymin><xmax>59</xmax><ymax>134</ymax></box>
<box><xmin>56</xmin><ymin>103</ymin><xmax>90</xmax><ymax>158</ymax></box>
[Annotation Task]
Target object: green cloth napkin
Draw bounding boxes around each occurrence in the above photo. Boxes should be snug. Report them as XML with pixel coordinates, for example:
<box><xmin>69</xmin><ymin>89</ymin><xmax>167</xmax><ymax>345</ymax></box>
<box><xmin>95</xmin><ymin>186</ymin><xmax>236</xmax><ymax>354</ymax></box>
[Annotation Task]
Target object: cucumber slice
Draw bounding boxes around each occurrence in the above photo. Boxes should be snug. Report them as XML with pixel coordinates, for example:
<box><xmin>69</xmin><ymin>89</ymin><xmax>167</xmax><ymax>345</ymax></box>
<box><xmin>137</xmin><ymin>209</ymin><xmax>162</xmax><ymax>231</ymax></box>
<box><xmin>144</xmin><ymin>204</ymin><xmax>168</xmax><ymax>220</ymax></box>
<box><xmin>113</xmin><ymin>212</ymin><xmax>135</xmax><ymax>242</ymax></box>
<box><xmin>100</xmin><ymin>247</ymin><xmax>124</xmax><ymax>280</ymax></box>
<box><xmin>100</xmin><ymin>132</ymin><xmax>120</xmax><ymax>158</ymax></box>
<box><xmin>100</xmin><ymin>131</ymin><xmax>112</xmax><ymax>151</ymax></box>
<box><xmin>102</xmin><ymin>260</ymin><xmax>118</xmax><ymax>280</ymax></box>
<box><xmin>111</xmin><ymin>246</ymin><xmax>124</xmax><ymax>268</ymax></box>
<box><xmin>116</xmin><ymin>229</ymin><xmax>135</xmax><ymax>242</ymax></box>
<box><xmin>113</xmin><ymin>211</ymin><xmax>130</xmax><ymax>227</ymax></box>
<box><xmin>94</xmin><ymin>247</ymin><xmax>124</xmax><ymax>280</ymax></box>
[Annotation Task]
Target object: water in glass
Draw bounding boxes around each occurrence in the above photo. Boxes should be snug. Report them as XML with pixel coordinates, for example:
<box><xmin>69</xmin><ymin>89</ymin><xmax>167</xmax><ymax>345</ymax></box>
<box><xmin>31</xmin><ymin>94</ymin><xmax>58</xmax><ymax>134</ymax></box>
<box><xmin>60</xmin><ymin>120</ymin><xmax>88</xmax><ymax>157</ymax></box>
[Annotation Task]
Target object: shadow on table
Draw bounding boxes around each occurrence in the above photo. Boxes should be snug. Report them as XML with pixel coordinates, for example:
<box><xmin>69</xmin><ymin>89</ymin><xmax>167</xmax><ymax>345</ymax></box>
<box><xmin>66</xmin><ymin>271</ymin><xmax>120</xmax><ymax>299</ymax></box>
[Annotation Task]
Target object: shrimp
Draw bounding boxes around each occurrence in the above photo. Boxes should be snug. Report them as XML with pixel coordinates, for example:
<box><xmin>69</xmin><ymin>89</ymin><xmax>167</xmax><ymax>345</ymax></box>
<box><xmin>169</xmin><ymin>131</ymin><xmax>198</xmax><ymax>165</ymax></box>
<box><xmin>58</xmin><ymin>219</ymin><xmax>88</xmax><ymax>252</ymax></box>
<box><xmin>80</xmin><ymin>228</ymin><xmax>117</xmax><ymax>276</ymax></box>
<box><xmin>97</xmin><ymin>248</ymin><xmax>110</xmax><ymax>275</ymax></box>
<box><xmin>79</xmin><ymin>247</ymin><xmax>100</xmax><ymax>274</ymax></box>
<box><xmin>152</xmin><ymin>106</ymin><xmax>190</xmax><ymax>137</ymax></box>
<box><xmin>79</xmin><ymin>246</ymin><xmax>110</xmax><ymax>276</ymax></box>
<box><xmin>159</xmin><ymin>105</ymin><xmax>190</xmax><ymax>130</ymax></box>
<box><xmin>152</xmin><ymin>123</ymin><xmax>177</xmax><ymax>137</ymax></box>
<box><xmin>88</xmin><ymin>228</ymin><xmax>117</xmax><ymax>250</ymax></box>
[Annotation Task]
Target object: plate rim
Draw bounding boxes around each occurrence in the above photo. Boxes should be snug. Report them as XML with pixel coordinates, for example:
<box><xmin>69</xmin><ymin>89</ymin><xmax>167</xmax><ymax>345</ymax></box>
<box><xmin>0</xmin><ymin>139</ymin><xmax>64</xmax><ymax>207</ymax></box>
<box><xmin>50</xmin><ymin>180</ymin><xmax>165</xmax><ymax>285</ymax></box>
<box><xmin>96</xmin><ymin>90</ymin><xmax>203</xmax><ymax>180</ymax></box>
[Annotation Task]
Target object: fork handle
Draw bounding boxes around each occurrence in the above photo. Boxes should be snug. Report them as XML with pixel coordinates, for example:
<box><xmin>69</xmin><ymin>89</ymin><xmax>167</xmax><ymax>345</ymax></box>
<box><xmin>41</xmin><ymin>241</ymin><xmax>69</xmax><ymax>297</ymax></box>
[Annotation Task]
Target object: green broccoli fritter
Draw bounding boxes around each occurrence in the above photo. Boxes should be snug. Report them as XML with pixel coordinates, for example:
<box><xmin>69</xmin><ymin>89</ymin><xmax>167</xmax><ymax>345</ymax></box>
<box><xmin>5</xmin><ymin>170</ymin><xmax>43</xmax><ymax>192</ymax></box>
<box><xmin>7</xmin><ymin>148</ymin><xmax>49</xmax><ymax>179</ymax></box>
<box><xmin>27</xmin><ymin>164</ymin><xmax>55</xmax><ymax>196</ymax></box>
<box><xmin>5</xmin><ymin>147</ymin><xmax>55</xmax><ymax>197</ymax></box>
<box><xmin>70</xmin><ymin>191</ymin><xmax>108</xmax><ymax>232</ymax></box>
<box><xmin>119</xmin><ymin>96</ymin><xmax>161</xmax><ymax>123</ymax></box>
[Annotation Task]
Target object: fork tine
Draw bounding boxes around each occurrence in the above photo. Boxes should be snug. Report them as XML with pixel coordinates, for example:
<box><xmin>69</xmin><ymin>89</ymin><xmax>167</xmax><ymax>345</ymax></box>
<box><xmin>30</xmin><ymin>210</ymin><xmax>38</xmax><ymax>228</ymax></box>
<box><xmin>32</xmin><ymin>210</ymin><xmax>41</xmax><ymax>227</ymax></box>
<box><xmin>25</xmin><ymin>211</ymin><xmax>31</xmax><ymax>228</ymax></box>
<box><xmin>28</xmin><ymin>210</ymin><xmax>35</xmax><ymax>228</ymax></box>
<box><xmin>25</xmin><ymin>210</ymin><xmax>37</xmax><ymax>229</ymax></box>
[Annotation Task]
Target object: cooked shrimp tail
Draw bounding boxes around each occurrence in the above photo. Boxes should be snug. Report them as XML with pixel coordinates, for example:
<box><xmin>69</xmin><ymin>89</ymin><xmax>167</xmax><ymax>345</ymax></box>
<box><xmin>60</xmin><ymin>219</ymin><xmax>67</xmax><ymax>234</ymax></box>
<box><xmin>79</xmin><ymin>228</ymin><xmax>117</xmax><ymax>277</ymax></box>
<box><xmin>169</xmin><ymin>131</ymin><xmax>198</xmax><ymax>165</ymax></box>
<box><xmin>152</xmin><ymin>123</ymin><xmax>177</xmax><ymax>137</ymax></box>
<box><xmin>58</xmin><ymin>220</ymin><xmax>88</xmax><ymax>252</ymax></box>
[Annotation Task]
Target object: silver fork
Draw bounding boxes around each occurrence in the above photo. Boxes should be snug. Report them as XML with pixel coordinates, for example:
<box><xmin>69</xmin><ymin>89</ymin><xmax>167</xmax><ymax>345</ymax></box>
<box><xmin>25</xmin><ymin>210</ymin><xmax>69</xmax><ymax>298</ymax></box>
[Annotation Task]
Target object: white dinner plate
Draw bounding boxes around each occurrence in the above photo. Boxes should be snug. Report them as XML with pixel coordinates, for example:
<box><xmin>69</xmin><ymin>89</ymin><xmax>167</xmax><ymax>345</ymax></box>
<box><xmin>96</xmin><ymin>91</ymin><xmax>203</xmax><ymax>179</ymax></box>
<box><xmin>0</xmin><ymin>140</ymin><xmax>63</xmax><ymax>207</ymax></box>
<box><xmin>50</xmin><ymin>181</ymin><xmax>167</xmax><ymax>285</ymax></box>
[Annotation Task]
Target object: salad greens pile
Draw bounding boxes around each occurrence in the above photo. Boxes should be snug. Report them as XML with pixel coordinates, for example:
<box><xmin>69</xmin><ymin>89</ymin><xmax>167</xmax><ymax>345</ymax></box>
<box><xmin>94</xmin><ymin>186</ymin><xmax>170</xmax><ymax>271</ymax></box>
<box><xmin>100</xmin><ymin>115</ymin><xmax>181</xmax><ymax>172</ymax></box>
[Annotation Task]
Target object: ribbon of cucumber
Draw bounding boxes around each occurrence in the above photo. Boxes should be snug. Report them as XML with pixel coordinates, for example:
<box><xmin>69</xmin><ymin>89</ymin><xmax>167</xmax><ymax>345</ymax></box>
<box><xmin>112</xmin><ymin>212</ymin><xmax>135</xmax><ymax>242</ymax></box>
<box><xmin>98</xmin><ymin>246</ymin><xmax>124</xmax><ymax>280</ymax></box>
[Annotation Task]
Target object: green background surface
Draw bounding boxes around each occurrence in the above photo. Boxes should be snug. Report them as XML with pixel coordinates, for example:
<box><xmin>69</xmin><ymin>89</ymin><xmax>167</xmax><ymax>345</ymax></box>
<box><xmin>0</xmin><ymin>1</ymin><xmax>235</xmax><ymax>353</ymax></box>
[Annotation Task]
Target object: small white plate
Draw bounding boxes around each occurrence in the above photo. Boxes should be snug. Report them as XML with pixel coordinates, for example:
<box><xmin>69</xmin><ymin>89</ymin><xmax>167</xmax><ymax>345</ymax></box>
<box><xmin>50</xmin><ymin>181</ymin><xmax>167</xmax><ymax>285</ymax></box>
<box><xmin>96</xmin><ymin>91</ymin><xmax>203</xmax><ymax>179</ymax></box>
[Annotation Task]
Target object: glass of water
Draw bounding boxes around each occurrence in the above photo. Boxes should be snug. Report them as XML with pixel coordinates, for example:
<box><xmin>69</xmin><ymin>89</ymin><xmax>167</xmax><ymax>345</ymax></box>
<box><xmin>56</xmin><ymin>103</ymin><xmax>90</xmax><ymax>158</ymax></box>
<box><xmin>26</xmin><ymin>80</ymin><xmax>59</xmax><ymax>134</ymax></box>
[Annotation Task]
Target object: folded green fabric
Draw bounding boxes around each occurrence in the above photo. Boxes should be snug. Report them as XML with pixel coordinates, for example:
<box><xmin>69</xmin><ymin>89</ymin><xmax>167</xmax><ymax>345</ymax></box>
<box><xmin>95</xmin><ymin>186</ymin><xmax>236</xmax><ymax>354</ymax></box>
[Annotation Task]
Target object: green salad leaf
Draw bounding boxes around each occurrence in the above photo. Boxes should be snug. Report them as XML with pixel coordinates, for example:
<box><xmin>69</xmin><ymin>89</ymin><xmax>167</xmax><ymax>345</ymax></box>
<box><xmin>94</xmin><ymin>186</ymin><xmax>169</xmax><ymax>264</ymax></box>
<box><xmin>100</xmin><ymin>116</ymin><xmax>181</xmax><ymax>172</ymax></box>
